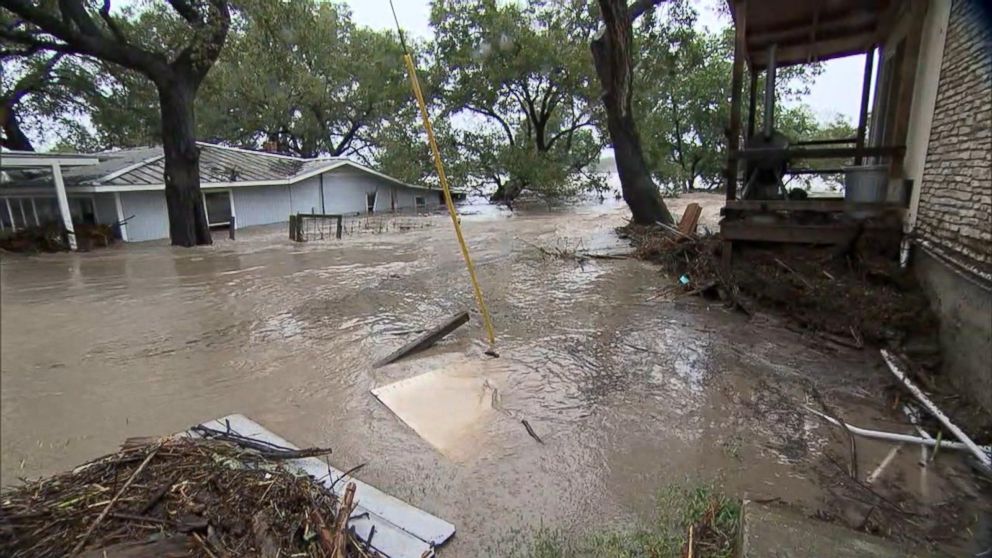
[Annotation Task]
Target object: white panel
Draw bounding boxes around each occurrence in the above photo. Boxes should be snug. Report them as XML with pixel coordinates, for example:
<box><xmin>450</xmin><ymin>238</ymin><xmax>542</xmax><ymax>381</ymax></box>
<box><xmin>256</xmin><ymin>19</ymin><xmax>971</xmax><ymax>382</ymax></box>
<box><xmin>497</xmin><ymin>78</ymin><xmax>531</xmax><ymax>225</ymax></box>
<box><xmin>319</xmin><ymin>168</ymin><xmax>437</xmax><ymax>213</ymax></box>
<box><xmin>119</xmin><ymin>190</ymin><xmax>169</xmax><ymax>242</ymax></box>
<box><xmin>232</xmin><ymin>184</ymin><xmax>292</xmax><ymax>227</ymax></box>
<box><xmin>196</xmin><ymin>415</ymin><xmax>455</xmax><ymax>558</ymax></box>
<box><xmin>289</xmin><ymin>176</ymin><xmax>322</xmax><ymax>214</ymax></box>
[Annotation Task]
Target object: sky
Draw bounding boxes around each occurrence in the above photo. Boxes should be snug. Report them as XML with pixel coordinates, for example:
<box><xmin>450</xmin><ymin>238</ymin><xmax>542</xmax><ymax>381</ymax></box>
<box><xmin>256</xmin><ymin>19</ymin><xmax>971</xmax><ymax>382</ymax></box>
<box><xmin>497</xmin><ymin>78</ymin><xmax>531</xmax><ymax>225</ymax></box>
<box><xmin>344</xmin><ymin>0</ymin><xmax>870</xmax><ymax>123</ymax></box>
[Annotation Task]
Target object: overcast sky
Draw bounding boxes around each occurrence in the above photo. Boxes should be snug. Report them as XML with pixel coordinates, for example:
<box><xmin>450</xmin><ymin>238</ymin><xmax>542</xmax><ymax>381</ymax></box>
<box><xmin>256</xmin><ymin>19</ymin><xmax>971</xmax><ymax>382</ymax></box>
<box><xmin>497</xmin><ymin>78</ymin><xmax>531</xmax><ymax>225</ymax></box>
<box><xmin>344</xmin><ymin>0</ymin><xmax>869</xmax><ymax>123</ymax></box>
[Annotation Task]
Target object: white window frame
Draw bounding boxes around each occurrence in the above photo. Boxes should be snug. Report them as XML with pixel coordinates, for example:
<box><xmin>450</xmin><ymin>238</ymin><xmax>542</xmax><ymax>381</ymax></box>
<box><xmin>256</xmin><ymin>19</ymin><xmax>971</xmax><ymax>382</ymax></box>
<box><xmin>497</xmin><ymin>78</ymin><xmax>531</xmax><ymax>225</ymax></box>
<box><xmin>202</xmin><ymin>189</ymin><xmax>236</xmax><ymax>228</ymax></box>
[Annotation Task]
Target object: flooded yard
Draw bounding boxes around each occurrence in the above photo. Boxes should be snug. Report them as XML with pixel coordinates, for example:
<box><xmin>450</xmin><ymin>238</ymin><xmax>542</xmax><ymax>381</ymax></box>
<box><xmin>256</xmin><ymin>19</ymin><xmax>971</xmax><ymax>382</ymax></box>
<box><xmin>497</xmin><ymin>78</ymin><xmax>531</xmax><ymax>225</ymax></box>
<box><xmin>1</xmin><ymin>194</ymin><xmax>987</xmax><ymax>555</ymax></box>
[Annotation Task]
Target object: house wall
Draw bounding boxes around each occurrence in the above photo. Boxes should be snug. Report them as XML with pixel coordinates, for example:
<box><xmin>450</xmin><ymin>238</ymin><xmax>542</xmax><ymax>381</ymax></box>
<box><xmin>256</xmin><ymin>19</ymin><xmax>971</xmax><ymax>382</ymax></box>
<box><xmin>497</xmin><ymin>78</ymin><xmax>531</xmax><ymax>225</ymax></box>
<box><xmin>912</xmin><ymin>0</ymin><xmax>992</xmax><ymax>412</ymax></box>
<box><xmin>118</xmin><ymin>191</ymin><xmax>169</xmax><ymax>242</ymax></box>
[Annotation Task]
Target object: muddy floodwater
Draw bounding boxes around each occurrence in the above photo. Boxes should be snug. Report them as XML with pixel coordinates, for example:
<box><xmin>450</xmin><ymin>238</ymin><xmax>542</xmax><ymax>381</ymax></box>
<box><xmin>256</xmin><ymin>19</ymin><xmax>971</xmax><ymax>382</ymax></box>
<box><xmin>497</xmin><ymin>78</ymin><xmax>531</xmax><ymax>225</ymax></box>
<box><xmin>2</xmin><ymin>194</ymin><xmax>988</xmax><ymax>555</ymax></box>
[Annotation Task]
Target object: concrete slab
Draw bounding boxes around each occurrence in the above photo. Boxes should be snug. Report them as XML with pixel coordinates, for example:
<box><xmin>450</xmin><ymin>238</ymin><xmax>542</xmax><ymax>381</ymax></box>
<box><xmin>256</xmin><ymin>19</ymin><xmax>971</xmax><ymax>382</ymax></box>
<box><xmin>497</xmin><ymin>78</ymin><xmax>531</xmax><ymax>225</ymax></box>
<box><xmin>740</xmin><ymin>500</ymin><xmax>924</xmax><ymax>558</ymax></box>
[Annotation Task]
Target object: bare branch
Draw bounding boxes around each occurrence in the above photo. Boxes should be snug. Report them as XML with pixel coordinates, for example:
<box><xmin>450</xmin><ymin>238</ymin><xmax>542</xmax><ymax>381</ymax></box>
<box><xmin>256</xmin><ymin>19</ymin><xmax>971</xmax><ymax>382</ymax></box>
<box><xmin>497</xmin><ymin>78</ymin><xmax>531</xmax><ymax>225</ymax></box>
<box><xmin>98</xmin><ymin>0</ymin><xmax>129</xmax><ymax>45</ymax></box>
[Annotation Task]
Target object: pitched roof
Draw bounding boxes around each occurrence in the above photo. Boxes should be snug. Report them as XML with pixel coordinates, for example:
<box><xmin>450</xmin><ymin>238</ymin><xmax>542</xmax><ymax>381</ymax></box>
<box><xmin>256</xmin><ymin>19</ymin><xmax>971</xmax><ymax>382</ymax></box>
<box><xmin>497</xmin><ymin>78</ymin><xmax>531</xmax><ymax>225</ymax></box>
<box><xmin>2</xmin><ymin>143</ymin><xmax>432</xmax><ymax>191</ymax></box>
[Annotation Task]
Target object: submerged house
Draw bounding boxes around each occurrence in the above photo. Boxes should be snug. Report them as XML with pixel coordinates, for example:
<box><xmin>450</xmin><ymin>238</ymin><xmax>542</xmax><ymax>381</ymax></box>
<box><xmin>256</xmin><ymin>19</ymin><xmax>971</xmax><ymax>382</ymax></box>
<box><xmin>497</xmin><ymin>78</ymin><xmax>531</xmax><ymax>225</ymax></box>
<box><xmin>722</xmin><ymin>0</ymin><xmax>991</xmax><ymax>410</ymax></box>
<box><xmin>0</xmin><ymin>142</ymin><xmax>445</xmax><ymax>243</ymax></box>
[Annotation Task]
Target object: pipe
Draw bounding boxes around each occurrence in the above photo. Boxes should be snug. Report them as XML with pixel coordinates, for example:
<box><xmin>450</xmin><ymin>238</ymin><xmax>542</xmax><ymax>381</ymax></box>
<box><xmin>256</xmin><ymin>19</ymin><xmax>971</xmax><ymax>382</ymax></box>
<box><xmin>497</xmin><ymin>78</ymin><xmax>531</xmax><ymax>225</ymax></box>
<box><xmin>804</xmin><ymin>406</ymin><xmax>990</xmax><ymax>453</ymax></box>
<box><xmin>763</xmin><ymin>43</ymin><xmax>777</xmax><ymax>139</ymax></box>
<box><xmin>881</xmin><ymin>350</ymin><xmax>992</xmax><ymax>470</ymax></box>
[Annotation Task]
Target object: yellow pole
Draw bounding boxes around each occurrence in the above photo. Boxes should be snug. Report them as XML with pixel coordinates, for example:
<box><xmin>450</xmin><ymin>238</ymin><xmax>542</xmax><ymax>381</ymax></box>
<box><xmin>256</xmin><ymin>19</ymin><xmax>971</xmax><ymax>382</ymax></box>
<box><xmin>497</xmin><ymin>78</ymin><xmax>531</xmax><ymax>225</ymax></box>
<box><xmin>401</xmin><ymin>53</ymin><xmax>497</xmax><ymax>347</ymax></box>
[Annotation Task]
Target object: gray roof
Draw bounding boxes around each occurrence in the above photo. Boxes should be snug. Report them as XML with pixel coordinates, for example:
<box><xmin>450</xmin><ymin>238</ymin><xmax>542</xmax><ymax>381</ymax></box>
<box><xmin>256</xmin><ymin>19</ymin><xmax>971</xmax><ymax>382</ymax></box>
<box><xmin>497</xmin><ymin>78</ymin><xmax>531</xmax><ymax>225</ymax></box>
<box><xmin>1</xmin><ymin>143</ymin><xmax>357</xmax><ymax>188</ymax></box>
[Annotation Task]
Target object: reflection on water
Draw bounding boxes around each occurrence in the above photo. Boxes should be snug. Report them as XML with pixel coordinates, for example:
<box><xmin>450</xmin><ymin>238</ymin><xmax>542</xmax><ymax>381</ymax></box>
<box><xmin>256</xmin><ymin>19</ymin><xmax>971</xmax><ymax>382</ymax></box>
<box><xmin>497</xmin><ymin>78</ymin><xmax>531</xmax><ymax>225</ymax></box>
<box><xmin>1</xmin><ymin>194</ymin><xmax>982</xmax><ymax>554</ymax></box>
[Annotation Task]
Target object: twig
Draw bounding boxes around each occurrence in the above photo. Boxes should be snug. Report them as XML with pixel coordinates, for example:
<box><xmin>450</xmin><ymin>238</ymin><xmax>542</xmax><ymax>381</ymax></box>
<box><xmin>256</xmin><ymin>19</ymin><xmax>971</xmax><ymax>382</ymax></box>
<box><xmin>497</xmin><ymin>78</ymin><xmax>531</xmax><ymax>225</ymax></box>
<box><xmin>521</xmin><ymin>420</ymin><xmax>544</xmax><ymax>444</ymax></box>
<box><xmin>333</xmin><ymin>483</ymin><xmax>357</xmax><ymax>558</ymax></box>
<box><xmin>328</xmin><ymin>462</ymin><xmax>367</xmax><ymax>492</ymax></box>
<box><xmin>773</xmin><ymin>257</ymin><xmax>812</xmax><ymax>287</ymax></box>
<box><xmin>71</xmin><ymin>445</ymin><xmax>160</xmax><ymax>555</ymax></box>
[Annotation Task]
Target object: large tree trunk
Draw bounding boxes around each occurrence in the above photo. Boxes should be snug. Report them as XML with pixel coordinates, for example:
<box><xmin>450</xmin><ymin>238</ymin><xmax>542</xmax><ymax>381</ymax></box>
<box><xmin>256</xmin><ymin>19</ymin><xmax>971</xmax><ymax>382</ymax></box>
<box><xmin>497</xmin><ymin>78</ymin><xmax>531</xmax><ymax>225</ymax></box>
<box><xmin>158</xmin><ymin>79</ymin><xmax>211</xmax><ymax>247</ymax></box>
<box><xmin>592</xmin><ymin>0</ymin><xmax>674</xmax><ymax>225</ymax></box>
<box><xmin>0</xmin><ymin>105</ymin><xmax>35</xmax><ymax>151</ymax></box>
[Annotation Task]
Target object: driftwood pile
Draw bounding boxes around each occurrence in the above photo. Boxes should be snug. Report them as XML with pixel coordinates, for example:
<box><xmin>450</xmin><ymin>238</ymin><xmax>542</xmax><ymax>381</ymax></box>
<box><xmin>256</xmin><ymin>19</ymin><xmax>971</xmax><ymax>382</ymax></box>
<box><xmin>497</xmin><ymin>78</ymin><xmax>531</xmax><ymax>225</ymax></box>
<box><xmin>0</xmin><ymin>432</ymin><xmax>369</xmax><ymax>558</ymax></box>
<box><xmin>620</xmin><ymin>223</ymin><xmax>937</xmax><ymax>348</ymax></box>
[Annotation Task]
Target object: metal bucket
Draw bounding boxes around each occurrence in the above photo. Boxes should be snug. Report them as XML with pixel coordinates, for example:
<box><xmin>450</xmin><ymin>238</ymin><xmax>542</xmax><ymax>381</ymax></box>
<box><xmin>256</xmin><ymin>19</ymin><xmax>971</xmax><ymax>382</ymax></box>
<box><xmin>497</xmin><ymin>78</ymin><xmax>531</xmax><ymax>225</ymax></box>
<box><xmin>844</xmin><ymin>165</ymin><xmax>888</xmax><ymax>203</ymax></box>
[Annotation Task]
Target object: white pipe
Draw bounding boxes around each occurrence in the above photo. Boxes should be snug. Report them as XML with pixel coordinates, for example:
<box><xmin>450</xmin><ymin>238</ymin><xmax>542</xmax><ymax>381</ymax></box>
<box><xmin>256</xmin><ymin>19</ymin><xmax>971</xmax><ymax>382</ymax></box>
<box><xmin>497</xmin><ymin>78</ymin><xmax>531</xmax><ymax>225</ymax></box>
<box><xmin>881</xmin><ymin>350</ymin><xmax>991</xmax><ymax>470</ymax></box>
<box><xmin>804</xmin><ymin>406</ymin><xmax>989</xmax><ymax>453</ymax></box>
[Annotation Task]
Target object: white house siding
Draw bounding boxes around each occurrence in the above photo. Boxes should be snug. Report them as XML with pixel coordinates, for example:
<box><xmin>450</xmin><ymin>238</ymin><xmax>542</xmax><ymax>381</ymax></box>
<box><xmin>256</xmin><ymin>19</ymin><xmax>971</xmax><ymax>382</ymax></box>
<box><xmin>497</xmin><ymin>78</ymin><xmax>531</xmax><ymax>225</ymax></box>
<box><xmin>288</xmin><ymin>177</ymin><xmax>323</xmax><ymax>215</ymax></box>
<box><xmin>232</xmin><ymin>184</ymin><xmax>292</xmax><ymax>228</ymax></box>
<box><xmin>119</xmin><ymin>191</ymin><xmax>169</xmax><ymax>242</ymax></box>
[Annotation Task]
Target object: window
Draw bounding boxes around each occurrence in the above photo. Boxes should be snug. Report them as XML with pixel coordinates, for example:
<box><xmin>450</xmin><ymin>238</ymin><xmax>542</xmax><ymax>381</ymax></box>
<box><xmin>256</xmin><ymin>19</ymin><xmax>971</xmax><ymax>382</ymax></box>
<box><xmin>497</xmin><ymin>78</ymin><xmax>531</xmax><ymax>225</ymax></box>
<box><xmin>203</xmin><ymin>191</ymin><xmax>233</xmax><ymax>227</ymax></box>
<box><xmin>415</xmin><ymin>196</ymin><xmax>426</xmax><ymax>210</ymax></box>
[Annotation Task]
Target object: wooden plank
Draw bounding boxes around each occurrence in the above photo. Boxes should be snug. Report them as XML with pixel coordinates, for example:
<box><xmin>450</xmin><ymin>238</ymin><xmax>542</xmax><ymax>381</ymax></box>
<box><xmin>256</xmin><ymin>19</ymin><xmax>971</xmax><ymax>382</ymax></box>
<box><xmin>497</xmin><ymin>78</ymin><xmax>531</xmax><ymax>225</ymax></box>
<box><xmin>726</xmin><ymin>0</ymin><xmax>747</xmax><ymax>201</ymax></box>
<box><xmin>724</xmin><ymin>199</ymin><xmax>902</xmax><ymax>212</ymax></box>
<box><xmin>746</xmin><ymin>67</ymin><xmax>758</xmax><ymax>139</ymax></box>
<box><xmin>736</xmin><ymin>145</ymin><xmax>905</xmax><ymax>161</ymax></box>
<box><xmin>375</xmin><ymin>311</ymin><xmax>470</xmax><ymax>368</ymax></box>
<box><xmin>720</xmin><ymin>221</ymin><xmax>860</xmax><ymax>244</ymax></box>
<box><xmin>678</xmin><ymin>203</ymin><xmax>703</xmax><ymax>236</ymax></box>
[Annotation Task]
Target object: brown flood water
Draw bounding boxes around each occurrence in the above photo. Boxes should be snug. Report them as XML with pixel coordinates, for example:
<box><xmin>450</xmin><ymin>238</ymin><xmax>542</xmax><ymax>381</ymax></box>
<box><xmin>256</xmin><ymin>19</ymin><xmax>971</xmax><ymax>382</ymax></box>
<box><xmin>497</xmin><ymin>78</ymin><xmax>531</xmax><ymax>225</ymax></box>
<box><xmin>2</xmin><ymin>194</ymin><xmax>987</xmax><ymax>555</ymax></box>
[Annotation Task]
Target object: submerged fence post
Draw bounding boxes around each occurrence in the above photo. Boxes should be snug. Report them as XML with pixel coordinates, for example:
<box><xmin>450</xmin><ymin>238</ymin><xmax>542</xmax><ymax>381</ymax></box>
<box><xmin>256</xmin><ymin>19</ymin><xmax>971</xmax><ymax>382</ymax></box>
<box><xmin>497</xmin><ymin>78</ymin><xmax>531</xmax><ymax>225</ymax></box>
<box><xmin>229</xmin><ymin>216</ymin><xmax>236</xmax><ymax>240</ymax></box>
<box><xmin>289</xmin><ymin>215</ymin><xmax>297</xmax><ymax>241</ymax></box>
<box><xmin>336</xmin><ymin>215</ymin><xmax>343</xmax><ymax>239</ymax></box>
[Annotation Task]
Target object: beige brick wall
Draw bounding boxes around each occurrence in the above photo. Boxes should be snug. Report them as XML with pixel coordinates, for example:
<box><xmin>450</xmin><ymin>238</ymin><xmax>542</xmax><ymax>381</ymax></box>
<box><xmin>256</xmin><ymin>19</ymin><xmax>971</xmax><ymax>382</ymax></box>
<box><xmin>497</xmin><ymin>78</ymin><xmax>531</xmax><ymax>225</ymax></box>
<box><xmin>916</xmin><ymin>0</ymin><xmax>992</xmax><ymax>275</ymax></box>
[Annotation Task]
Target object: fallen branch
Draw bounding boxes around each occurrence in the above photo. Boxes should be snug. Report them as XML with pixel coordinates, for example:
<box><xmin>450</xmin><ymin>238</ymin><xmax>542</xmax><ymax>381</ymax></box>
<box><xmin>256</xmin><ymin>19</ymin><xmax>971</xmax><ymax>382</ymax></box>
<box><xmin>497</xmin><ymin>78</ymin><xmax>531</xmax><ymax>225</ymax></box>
<box><xmin>881</xmin><ymin>350</ymin><xmax>991</xmax><ymax>470</ymax></box>
<box><xmin>71</xmin><ymin>444</ymin><xmax>161</xmax><ymax>555</ymax></box>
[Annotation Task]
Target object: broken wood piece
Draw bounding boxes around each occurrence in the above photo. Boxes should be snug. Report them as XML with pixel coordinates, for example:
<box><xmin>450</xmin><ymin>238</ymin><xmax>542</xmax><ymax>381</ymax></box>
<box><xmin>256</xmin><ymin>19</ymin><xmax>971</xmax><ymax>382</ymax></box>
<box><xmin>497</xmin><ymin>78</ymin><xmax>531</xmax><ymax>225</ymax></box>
<box><xmin>678</xmin><ymin>203</ymin><xmax>703</xmax><ymax>236</ymax></box>
<box><xmin>374</xmin><ymin>311</ymin><xmax>470</xmax><ymax>367</ymax></box>
<box><xmin>333</xmin><ymin>483</ymin><xmax>358</xmax><ymax>558</ymax></box>
<box><xmin>773</xmin><ymin>257</ymin><xmax>812</xmax><ymax>287</ymax></box>
<box><xmin>881</xmin><ymin>350</ymin><xmax>991</xmax><ymax>471</ymax></box>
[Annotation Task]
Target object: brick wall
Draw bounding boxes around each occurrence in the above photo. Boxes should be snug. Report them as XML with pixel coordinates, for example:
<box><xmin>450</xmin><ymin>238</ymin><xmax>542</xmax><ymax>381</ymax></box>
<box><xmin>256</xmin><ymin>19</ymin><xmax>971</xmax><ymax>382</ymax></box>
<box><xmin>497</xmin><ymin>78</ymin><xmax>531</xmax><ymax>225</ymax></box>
<box><xmin>916</xmin><ymin>0</ymin><xmax>992</xmax><ymax>275</ymax></box>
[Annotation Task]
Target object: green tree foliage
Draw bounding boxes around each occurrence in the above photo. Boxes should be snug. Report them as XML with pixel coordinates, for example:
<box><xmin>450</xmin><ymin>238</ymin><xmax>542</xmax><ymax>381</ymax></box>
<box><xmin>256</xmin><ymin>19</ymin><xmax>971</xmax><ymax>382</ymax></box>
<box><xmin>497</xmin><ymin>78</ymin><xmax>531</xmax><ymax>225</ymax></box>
<box><xmin>430</xmin><ymin>0</ymin><xmax>606</xmax><ymax>203</ymax></box>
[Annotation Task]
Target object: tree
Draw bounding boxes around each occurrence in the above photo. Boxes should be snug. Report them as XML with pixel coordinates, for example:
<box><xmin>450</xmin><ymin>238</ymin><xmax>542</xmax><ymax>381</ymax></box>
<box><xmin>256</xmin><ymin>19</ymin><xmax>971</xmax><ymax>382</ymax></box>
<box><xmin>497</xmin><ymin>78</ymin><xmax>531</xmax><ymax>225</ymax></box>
<box><xmin>199</xmin><ymin>0</ymin><xmax>410</xmax><ymax>160</ymax></box>
<box><xmin>0</xmin><ymin>0</ymin><xmax>231</xmax><ymax>246</ymax></box>
<box><xmin>591</xmin><ymin>0</ymin><xmax>674</xmax><ymax>225</ymax></box>
<box><xmin>0</xmin><ymin>52</ymin><xmax>62</xmax><ymax>150</ymax></box>
<box><xmin>635</xmin><ymin>5</ymin><xmax>730</xmax><ymax>193</ymax></box>
<box><xmin>431</xmin><ymin>0</ymin><xmax>605</xmax><ymax>204</ymax></box>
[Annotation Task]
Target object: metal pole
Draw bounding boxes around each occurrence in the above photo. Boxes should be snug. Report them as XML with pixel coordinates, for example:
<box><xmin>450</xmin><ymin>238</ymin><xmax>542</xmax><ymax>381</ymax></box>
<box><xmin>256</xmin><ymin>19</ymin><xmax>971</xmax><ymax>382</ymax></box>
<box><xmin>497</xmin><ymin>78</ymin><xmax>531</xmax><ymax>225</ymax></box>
<box><xmin>855</xmin><ymin>46</ymin><xmax>876</xmax><ymax>165</ymax></box>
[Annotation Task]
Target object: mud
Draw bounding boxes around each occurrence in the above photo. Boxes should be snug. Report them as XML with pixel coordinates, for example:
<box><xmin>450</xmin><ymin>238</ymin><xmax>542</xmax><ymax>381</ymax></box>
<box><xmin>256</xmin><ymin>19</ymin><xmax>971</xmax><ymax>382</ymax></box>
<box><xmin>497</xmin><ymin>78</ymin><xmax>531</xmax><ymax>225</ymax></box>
<box><xmin>1</xmin><ymin>193</ymin><xmax>988</xmax><ymax>555</ymax></box>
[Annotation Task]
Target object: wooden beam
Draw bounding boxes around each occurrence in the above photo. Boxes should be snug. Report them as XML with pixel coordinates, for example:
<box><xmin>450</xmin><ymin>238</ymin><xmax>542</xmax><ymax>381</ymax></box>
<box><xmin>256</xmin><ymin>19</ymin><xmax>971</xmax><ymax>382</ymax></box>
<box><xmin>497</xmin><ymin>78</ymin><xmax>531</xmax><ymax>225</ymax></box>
<box><xmin>736</xmin><ymin>145</ymin><xmax>905</xmax><ymax>161</ymax></box>
<box><xmin>746</xmin><ymin>67</ymin><xmax>758</xmax><ymax>139</ymax></box>
<box><xmin>374</xmin><ymin>311</ymin><xmax>470</xmax><ymax>368</ymax></box>
<box><xmin>749</xmin><ymin>35</ymin><xmax>875</xmax><ymax>68</ymax></box>
<box><xmin>748</xmin><ymin>10</ymin><xmax>877</xmax><ymax>48</ymax></box>
<box><xmin>51</xmin><ymin>162</ymin><xmax>77</xmax><ymax>251</ymax></box>
<box><xmin>720</xmin><ymin>221</ymin><xmax>860</xmax><ymax>244</ymax></box>
<box><xmin>724</xmin><ymin>199</ymin><xmax>902</xmax><ymax>213</ymax></box>
<box><xmin>855</xmin><ymin>46</ymin><xmax>876</xmax><ymax>164</ymax></box>
<box><xmin>726</xmin><ymin>0</ymin><xmax>747</xmax><ymax>201</ymax></box>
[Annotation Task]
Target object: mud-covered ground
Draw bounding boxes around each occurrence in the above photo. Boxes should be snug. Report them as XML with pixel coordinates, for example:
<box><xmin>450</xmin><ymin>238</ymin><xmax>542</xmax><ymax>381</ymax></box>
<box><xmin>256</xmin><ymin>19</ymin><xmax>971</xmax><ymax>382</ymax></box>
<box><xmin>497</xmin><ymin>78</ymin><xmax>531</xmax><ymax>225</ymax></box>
<box><xmin>2</xmin><ymin>194</ymin><xmax>988</xmax><ymax>555</ymax></box>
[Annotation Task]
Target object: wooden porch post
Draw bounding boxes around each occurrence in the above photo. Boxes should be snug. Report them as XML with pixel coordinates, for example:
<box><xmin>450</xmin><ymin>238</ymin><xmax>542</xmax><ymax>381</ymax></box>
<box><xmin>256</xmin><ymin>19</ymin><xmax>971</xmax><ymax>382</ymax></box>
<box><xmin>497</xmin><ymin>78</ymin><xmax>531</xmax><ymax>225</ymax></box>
<box><xmin>51</xmin><ymin>162</ymin><xmax>77</xmax><ymax>251</ymax></box>
<box><xmin>746</xmin><ymin>67</ymin><xmax>758</xmax><ymax>140</ymax></box>
<box><xmin>727</xmin><ymin>0</ymin><xmax>747</xmax><ymax>201</ymax></box>
<box><xmin>855</xmin><ymin>46</ymin><xmax>876</xmax><ymax>165</ymax></box>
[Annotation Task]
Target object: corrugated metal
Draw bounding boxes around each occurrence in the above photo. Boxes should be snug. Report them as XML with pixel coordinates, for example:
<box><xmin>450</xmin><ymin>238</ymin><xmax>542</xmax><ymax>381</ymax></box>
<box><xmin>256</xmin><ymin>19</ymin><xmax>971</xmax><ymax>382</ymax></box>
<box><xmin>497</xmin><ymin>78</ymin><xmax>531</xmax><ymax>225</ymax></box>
<box><xmin>119</xmin><ymin>191</ymin><xmax>169</xmax><ymax>242</ymax></box>
<box><xmin>232</xmin><ymin>184</ymin><xmax>292</xmax><ymax>228</ymax></box>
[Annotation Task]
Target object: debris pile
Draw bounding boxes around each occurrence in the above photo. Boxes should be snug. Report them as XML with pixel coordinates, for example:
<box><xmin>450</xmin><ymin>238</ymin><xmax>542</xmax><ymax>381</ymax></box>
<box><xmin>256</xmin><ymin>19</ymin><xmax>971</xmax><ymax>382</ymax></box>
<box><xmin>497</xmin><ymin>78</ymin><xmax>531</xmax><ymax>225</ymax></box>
<box><xmin>620</xmin><ymin>223</ymin><xmax>937</xmax><ymax>347</ymax></box>
<box><xmin>0</xmin><ymin>223</ymin><xmax>116</xmax><ymax>253</ymax></box>
<box><xmin>0</xmin><ymin>433</ymin><xmax>368</xmax><ymax>558</ymax></box>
